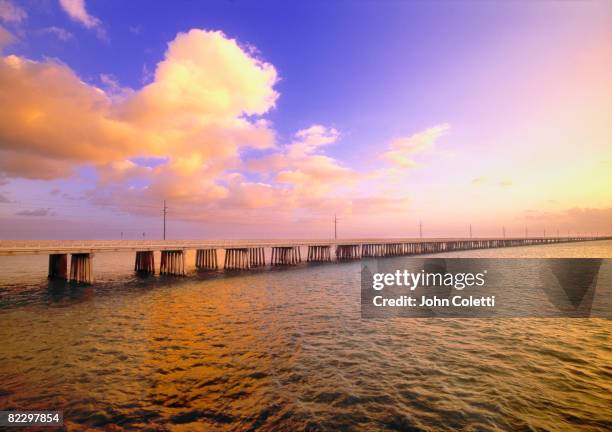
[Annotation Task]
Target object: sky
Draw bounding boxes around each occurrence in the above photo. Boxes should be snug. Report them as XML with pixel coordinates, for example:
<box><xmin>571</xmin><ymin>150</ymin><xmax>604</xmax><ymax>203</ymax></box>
<box><xmin>0</xmin><ymin>0</ymin><xmax>610</xmax><ymax>239</ymax></box>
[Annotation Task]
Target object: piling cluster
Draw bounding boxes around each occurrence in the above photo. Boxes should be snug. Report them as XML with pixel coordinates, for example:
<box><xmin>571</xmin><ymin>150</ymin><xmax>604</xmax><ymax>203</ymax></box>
<box><xmin>160</xmin><ymin>250</ymin><xmax>185</xmax><ymax>275</ymax></box>
<box><xmin>249</xmin><ymin>247</ymin><xmax>266</xmax><ymax>267</ymax></box>
<box><xmin>38</xmin><ymin>236</ymin><xmax>606</xmax><ymax>284</ymax></box>
<box><xmin>336</xmin><ymin>244</ymin><xmax>361</xmax><ymax>260</ymax></box>
<box><xmin>69</xmin><ymin>253</ymin><xmax>94</xmax><ymax>284</ymax></box>
<box><xmin>48</xmin><ymin>253</ymin><xmax>68</xmax><ymax>279</ymax></box>
<box><xmin>307</xmin><ymin>245</ymin><xmax>332</xmax><ymax>262</ymax></box>
<box><xmin>224</xmin><ymin>248</ymin><xmax>250</xmax><ymax>270</ymax></box>
<box><xmin>135</xmin><ymin>251</ymin><xmax>155</xmax><ymax>274</ymax></box>
<box><xmin>195</xmin><ymin>249</ymin><xmax>218</xmax><ymax>270</ymax></box>
<box><xmin>271</xmin><ymin>246</ymin><xmax>301</xmax><ymax>265</ymax></box>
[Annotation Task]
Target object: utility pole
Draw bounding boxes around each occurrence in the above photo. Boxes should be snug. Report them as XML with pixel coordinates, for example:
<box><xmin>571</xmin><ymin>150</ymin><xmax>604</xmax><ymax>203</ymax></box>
<box><xmin>419</xmin><ymin>220</ymin><xmax>423</xmax><ymax>239</ymax></box>
<box><xmin>121</xmin><ymin>231</ymin><xmax>123</xmax><ymax>240</ymax></box>
<box><xmin>334</xmin><ymin>214</ymin><xmax>338</xmax><ymax>240</ymax></box>
<box><xmin>469</xmin><ymin>224</ymin><xmax>472</xmax><ymax>239</ymax></box>
<box><xmin>525</xmin><ymin>226</ymin><xmax>528</xmax><ymax>238</ymax></box>
<box><xmin>502</xmin><ymin>226</ymin><xmax>506</xmax><ymax>239</ymax></box>
<box><xmin>163</xmin><ymin>200</ymin><xmax>167</xmax><ymax>240</ymax></box>
<box><xmin>543</xmin><ymin>228</ymin><xmax>546</xmax><ymax>238</ymax></box>
<box><xmin>557</xmin><ymin>228</ymin><xmax>559</xmax><ymax>238</ymax></box>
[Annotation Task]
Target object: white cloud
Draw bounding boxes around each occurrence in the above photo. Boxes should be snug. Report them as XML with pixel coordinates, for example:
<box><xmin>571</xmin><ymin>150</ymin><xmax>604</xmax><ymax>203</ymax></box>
<box><xmin>39</xmin><ymin>26</ymin><xmax>74</xmax><ymax>41</ymax></box>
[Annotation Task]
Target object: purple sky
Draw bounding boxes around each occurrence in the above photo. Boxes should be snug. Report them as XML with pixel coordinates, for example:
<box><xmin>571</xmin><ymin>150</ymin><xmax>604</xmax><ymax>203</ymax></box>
<box><xmin>0</xmin><ymin>0</ymin><xmax>611</xmax><ymax>239</ymax></box>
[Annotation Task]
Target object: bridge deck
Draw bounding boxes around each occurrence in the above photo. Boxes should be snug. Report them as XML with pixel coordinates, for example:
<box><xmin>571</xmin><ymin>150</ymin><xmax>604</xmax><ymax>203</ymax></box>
<box><xmin>0</xmin><ymin>237</ymin><xmax>605</xmax><ymax>256</ymax></box>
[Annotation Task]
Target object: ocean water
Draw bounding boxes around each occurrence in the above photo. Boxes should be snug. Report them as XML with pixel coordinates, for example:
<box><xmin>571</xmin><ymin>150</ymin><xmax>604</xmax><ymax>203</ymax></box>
<box><xmin>0</xmin><ymin>240</ymin><xmax>611</xmax><ymax>431</ymax></box>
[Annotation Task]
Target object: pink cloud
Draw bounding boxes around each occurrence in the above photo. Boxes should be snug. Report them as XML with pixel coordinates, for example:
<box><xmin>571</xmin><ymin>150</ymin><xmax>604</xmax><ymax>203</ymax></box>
<box><xmin>58</xmin><ymin>0</ymin><xmax>103</xmax><ymax>35</ymax></box>
<box><xmin>0</xmin><ymin>28</ymin><xmax>446</xmax><ymax>226</ymax></box>
<box><xmin>381</xmin><ymin>124</ymin><xmax>449</xmax><ymax>168</ymax></box>
<box><xmin>0</xmin><ymin>0</ymin><xmax>26</xmax><ymax>24</ymax></box>
<box><xmin>0</xmin><ymin>24</ymin><xmax>14</xmax><ymax>50</ymax></box>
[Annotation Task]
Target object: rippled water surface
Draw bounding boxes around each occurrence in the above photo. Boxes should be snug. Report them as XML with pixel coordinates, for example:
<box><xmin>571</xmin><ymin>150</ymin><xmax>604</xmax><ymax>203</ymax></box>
<box><xmin>1</xmin><ymin>241</ymin><xmax>611</xmax><ymax>431</ymax></box>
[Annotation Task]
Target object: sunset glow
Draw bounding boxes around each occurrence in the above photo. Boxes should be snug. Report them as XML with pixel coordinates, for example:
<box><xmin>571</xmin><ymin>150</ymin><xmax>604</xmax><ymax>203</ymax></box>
<box><xmin>0</xmin><ymin>0</ymin><xmax>610</xmax><ymax>239</ymax></box>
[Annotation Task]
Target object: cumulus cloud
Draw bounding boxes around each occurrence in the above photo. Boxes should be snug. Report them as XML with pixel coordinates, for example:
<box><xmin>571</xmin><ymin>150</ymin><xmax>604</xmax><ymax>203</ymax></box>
<box><xmin>382</xmin><ymin>123</ymin><xmax>449</xmax><ymax>168</ymax></box>
<box><xmin>0</xmin><ymin>55</ymin><xmax>144</xmax><ymax>178</ymax></box>
<box><xmin>0</xmin><ymin>28</ymin><xmax>439</xmax><ymax>224</ymax></box>
<box><xmin>247</xmin><ymin>125</ymin><xmax>355</xmax><ymax>199</ymax></box>
<box><xmin>0</xmin><ymin>0</ymin><xmax>26</xmax><ymax>24</ymax></box>
<box><xmin>0</xmin><ymin>28</ymin><xmax>291</xmax><ymax>220</ymax></box>
<box><xmin>0</xmin><ymin>30</ymin><xmax>278</xmax><ymax>182</ymax></box>
<box><xmin>122</xmin><ymin>29</ymin><xmax>278</xmax><ymax>122</ymax></box>
<box><xmin>288</xmin><ymin>125</ymin><xmax>339</xmax><ymax>157</ymax></box>
<box><xmin>58</xmin><ymin>0</ymin><xmax>105</xmax><ymax>38</ymax></box>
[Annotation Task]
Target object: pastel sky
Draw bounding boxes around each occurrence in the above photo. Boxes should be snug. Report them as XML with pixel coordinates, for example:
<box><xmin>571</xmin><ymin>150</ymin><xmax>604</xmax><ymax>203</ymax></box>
<box><xmin>0</xmin><ymin>0</ymin><xmax>610</xmax><ymax>239</ymax></box>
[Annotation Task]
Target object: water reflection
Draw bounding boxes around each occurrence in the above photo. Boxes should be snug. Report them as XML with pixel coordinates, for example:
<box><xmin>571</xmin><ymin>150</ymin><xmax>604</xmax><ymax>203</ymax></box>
<box><xmin>0</xmin><ymin>241</ymin><xmax>611</xmax><ymax>430</ymax></box>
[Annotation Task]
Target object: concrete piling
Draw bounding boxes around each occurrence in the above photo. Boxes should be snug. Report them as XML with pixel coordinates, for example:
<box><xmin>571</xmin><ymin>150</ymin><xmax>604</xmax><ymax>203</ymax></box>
<box><xmin>307</xmin><ymin>245</ymin><xmax>331</xmax><ymax>262</ymax></box>
<box><xmin>69</xmin><ymin>253</ymin><xmax>94</xmax><ymax>284</ymax></box>
<box><xmin>196</xmin><ymin>249</ymin><xmax>218</xmax><ymax>270</ymax></box>
<box><xmin>48</xmin><ymin>253</ymin><xmax>68</xmax><ymax>279</ymax></box>
<box><xmin>336</xmin><ymin>244</ymin><xmax>360</xmax><ymax>260</ymax></box>
<box><xmin>271</xmin><ymin>246</ymin><xmax>301</xmax><ymax>265</ymax></box>
<box><xmin>249</xmin><ymin>247</ymin><xmax>266</xmax><ymax>267</ymax></box>
<box><xmin>134</xmin><ymin>251</ymin><xmax>155</xmax><ymax>274</ymax></box>
<box><xmin>160</xmin><ymin>250</ymin><xmax>185</xmax><ymax>275</ymax></box>
<box><xmin>224</xmin><ymin>248</ymin><xmax>250</xmax><ymax>270</ymax></box>
<box><xmin>23</xmin><ymin>235</ymin><xmax>606</xmax><ymax>285</ymax></box>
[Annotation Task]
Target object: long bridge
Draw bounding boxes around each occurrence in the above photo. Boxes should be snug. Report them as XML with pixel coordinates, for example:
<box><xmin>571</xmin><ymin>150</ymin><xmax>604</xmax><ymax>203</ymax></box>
<box><xmin>0</xmin><ymin>236</ymin><xmax>607</xmax><ymax>284</ymax></box>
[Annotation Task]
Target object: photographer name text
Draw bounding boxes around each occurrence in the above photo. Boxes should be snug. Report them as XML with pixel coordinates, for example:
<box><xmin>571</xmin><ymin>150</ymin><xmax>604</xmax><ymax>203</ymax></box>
<box><xmin>371</xmin><ymin>270</ymin><xmax>495</xmax><ymax>308</ymax></box>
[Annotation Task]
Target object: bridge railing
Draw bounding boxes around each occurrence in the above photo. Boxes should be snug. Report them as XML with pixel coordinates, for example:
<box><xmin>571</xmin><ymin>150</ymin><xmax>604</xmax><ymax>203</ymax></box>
<box><xmin>0</xmin><ymin>236</ymin><xmax>607</xmax><ymax>252</ymax></box>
